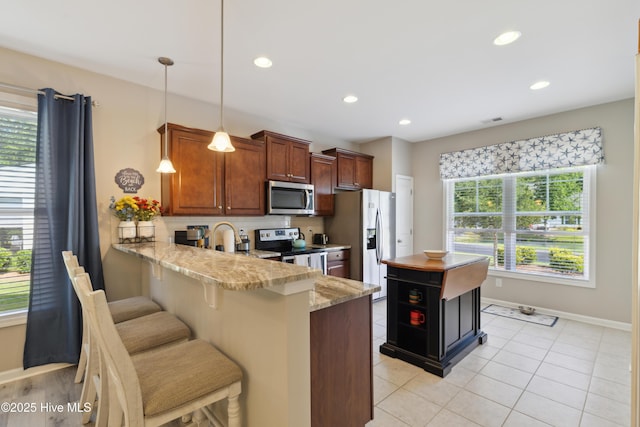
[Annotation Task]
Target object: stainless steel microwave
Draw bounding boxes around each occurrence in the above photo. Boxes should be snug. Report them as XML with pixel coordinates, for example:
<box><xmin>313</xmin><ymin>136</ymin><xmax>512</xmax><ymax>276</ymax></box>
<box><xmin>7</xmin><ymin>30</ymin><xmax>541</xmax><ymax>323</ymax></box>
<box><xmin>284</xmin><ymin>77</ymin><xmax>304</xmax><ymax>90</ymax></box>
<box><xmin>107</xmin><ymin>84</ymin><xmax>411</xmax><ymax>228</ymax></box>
<box><xmin>267</xmin><ymin>180</ymin><xmax>314</xmax><ymax>215</ymax></box>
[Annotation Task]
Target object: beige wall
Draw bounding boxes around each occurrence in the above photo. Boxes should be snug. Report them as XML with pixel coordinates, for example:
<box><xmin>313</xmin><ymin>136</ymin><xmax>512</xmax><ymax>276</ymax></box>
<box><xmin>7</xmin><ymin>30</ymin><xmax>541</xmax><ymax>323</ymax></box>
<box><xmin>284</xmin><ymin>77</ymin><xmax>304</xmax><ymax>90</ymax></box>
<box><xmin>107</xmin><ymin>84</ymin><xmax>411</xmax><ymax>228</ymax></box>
<box><xmin>360</xmin><ymin>136</ymin><xmax>413</xmax><ymax>192</ymax></box>
<box><xmin>412</xmin><ymin>99</ymin><xmax>635</xmax><ymax>323</ymax></box>
<box><xmin>0</xmin><ymin>46</ymin><xmax>357</xmax><ymax>372</ymax></box>
<box><xmin>0</xmin><ymin>45</ymin><xmax>633</xmax><ymax>373</ymax></box>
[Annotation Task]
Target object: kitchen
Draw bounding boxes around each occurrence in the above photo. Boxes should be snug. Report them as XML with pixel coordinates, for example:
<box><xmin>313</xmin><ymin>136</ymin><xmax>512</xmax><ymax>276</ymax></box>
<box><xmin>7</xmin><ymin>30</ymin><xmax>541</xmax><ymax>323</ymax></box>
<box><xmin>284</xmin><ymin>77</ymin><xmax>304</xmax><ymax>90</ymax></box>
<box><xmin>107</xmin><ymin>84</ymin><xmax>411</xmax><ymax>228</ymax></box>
<box><xmin>0</xmin><ymin>2</ymin><xmax>638</xmax><ymax>426</ymax></box>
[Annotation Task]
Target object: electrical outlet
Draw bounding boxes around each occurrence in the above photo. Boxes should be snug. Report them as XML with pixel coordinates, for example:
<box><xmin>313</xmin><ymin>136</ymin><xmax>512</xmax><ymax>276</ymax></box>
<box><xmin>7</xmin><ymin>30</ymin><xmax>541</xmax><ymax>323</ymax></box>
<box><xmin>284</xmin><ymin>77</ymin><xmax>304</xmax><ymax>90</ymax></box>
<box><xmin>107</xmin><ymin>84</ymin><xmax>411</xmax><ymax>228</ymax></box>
<box><xmin>496</xmin><ymin>278</ymin><xmax>502</xmax><ymax>287</ymax></box>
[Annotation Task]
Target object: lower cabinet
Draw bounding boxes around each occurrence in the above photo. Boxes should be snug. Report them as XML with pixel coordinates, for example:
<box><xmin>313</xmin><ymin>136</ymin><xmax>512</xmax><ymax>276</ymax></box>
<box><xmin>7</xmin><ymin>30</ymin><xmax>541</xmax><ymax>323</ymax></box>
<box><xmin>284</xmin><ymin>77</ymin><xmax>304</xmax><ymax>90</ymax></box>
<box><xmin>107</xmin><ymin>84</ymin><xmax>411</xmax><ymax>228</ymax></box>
<box><xmin>310</xmin><ymin>295</ymin><xmax>373</xmax><ymax>426</ymax></box>
<box><xmin>326</xmin><ymin>249</ymin><xmax>350</xmax><ymax>278</ymax></box>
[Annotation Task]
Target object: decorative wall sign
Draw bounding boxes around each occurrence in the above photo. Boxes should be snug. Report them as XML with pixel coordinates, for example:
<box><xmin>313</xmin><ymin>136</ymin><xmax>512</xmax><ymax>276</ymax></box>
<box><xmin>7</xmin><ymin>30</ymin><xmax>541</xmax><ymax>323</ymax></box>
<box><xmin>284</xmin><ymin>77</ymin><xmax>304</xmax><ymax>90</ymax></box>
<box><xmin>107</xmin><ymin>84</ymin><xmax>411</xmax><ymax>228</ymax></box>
<box><xmin>115</xmin><ymin>168</ymin><xmax>145</xmax><ymax>193</ymax></box>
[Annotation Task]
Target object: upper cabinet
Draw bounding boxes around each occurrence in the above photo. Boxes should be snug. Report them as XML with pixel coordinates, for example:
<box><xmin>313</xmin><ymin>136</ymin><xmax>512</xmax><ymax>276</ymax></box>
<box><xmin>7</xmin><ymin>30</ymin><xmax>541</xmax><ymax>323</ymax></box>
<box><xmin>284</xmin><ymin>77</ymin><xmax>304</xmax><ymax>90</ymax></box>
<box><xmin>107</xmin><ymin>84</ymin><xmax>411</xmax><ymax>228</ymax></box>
<box><xmin>159</xmin><ymin>123</ymin><xmax>265</xmax><ymax>216</ymax></box>
<box><xmin>310</xmin><ymin>153</ymin><xmax>336</xmax><ymax>216</ymax></box>
<box><xmin>251</xmin><ymin>130</ymin><xmax>311</xmax><ymax>183</ymax></box>
<box><xmin>224</xmin><ymin>137</ymin><xmax>266</xmax><ymax>216</ymax></box>
<box><xmin>321</xmin><ymin>148</ymin><xmax>374</xmax><ymax>190</ymax></box>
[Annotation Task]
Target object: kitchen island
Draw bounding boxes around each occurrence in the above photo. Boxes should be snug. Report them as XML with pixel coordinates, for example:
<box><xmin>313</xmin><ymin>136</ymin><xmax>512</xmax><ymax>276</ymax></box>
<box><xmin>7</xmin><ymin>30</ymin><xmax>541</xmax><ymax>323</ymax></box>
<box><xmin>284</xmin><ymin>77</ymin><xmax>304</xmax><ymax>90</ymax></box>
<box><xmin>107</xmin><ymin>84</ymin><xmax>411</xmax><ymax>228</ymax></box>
<box><xmin>380</xmin><ymin>253</ymin><xmax>489</xmax><ymax>377</ymax></box>
<box><xmin>111</xmin><ymin>242</ymin><xmax>379</xmax><ymax>427</ymax></box>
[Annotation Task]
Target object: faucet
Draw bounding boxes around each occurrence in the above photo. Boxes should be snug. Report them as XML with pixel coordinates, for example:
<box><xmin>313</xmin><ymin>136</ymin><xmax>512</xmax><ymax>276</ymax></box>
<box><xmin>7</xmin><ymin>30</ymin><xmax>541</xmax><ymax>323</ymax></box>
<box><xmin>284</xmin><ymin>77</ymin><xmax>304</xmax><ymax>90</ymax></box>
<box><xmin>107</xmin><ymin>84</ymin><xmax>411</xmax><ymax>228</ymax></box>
<box><xmin>212</xmin><ymin>221</ymin><xmax>241</xmax><ymax>251</ymax></box>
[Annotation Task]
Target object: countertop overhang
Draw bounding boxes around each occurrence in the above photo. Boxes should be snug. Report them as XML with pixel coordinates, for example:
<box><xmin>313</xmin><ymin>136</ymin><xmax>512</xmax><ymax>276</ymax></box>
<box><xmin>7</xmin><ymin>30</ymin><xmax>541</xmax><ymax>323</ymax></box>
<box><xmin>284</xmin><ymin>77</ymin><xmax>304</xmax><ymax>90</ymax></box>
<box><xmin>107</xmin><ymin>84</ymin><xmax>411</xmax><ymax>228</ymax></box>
<box><xmin>113</xmin><ymin>242</ymin><xmax>320</xmax><ymax>291</ymax></box>
<box><xmin>112</xmin><ymin>242</ymin><xmax>378</xmax><ymax>311</ymax></box>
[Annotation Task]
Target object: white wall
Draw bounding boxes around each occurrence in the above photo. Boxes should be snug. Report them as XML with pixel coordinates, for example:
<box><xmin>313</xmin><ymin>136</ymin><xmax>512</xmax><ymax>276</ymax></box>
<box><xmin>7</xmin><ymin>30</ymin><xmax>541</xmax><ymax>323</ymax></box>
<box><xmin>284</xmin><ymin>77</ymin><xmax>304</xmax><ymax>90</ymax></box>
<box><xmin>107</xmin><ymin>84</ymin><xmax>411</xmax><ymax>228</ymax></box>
<box><xmin>412</xmin><ymin>99</ymin><xmax>634</xmax><ymax>323</ymax></box>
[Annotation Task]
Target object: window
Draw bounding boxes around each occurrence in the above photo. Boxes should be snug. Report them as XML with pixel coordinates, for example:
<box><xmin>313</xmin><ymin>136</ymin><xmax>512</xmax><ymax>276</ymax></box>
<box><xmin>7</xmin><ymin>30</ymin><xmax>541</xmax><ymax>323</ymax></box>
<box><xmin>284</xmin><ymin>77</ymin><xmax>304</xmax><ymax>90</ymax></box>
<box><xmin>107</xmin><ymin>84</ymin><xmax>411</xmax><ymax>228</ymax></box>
<box><xmin>0</xmin><ymin>103</ymin><xmax>37</xmax><ymax>314</ymax></box>
<box><xmin>445</xmin><ymin>166</ymin><xmax>594</xmax><ymax>286</ymax></box>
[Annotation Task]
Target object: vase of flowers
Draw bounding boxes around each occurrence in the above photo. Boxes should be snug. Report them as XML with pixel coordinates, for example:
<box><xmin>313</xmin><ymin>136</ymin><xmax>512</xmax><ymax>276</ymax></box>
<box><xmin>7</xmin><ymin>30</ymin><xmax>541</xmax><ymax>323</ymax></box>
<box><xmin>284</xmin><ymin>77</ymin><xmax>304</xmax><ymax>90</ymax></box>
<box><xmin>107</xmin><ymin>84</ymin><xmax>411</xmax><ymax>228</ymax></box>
<box><xmin>110</xmin><ymin>196</ymin><xmax>138</xmax><ymax>242</ymax></box>
<box><xmin>133</xmin><ymin>196</ymin><xmax>162</xmax><ymax>240</ymax></box>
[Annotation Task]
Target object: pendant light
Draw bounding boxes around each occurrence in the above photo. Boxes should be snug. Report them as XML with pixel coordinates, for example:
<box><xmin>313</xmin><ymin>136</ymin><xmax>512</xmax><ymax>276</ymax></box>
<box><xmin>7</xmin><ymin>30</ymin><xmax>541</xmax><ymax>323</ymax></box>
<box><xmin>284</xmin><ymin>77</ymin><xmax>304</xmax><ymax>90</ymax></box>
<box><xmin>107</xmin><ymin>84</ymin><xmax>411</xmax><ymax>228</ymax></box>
<box><xmin>156</xmin><ymin>57</ymin><xmax>177</xmax><ymax>173</ymax></box>
<box><xmin>207</xmin><ymin>0</ymin><xmax>235</xmax><ymax>152</ymax></box>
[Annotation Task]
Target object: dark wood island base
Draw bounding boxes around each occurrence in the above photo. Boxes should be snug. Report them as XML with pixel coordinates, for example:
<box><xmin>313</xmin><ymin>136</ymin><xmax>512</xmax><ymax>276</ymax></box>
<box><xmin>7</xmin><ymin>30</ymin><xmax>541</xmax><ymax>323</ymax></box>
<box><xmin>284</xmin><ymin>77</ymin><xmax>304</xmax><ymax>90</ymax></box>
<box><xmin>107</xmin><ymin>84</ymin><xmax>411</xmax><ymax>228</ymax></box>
<box><xmin>380</xmin><ymin>254</ymin><xmax>490</xmax><ymax>377</ymax></box>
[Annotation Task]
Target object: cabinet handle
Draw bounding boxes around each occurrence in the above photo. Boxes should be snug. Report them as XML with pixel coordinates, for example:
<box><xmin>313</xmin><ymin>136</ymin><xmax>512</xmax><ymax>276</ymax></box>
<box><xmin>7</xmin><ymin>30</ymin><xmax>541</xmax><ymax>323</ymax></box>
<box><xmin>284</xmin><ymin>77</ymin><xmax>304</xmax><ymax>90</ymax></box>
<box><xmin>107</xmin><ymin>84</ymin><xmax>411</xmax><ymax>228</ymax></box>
<box><xmin>398</xmin><ymin>239</ymin><xmax>403</xmax><ymax>243</ymax></box>
<box><xmin>336</xmin><ymin>254</ymin><xmax>340</xmax><ymax>258</ymax></box>
<box><xmin>218</xmin><ymin>206</ymin><xmax>222</xmax><ymax>209</ymax></box>
<box><xmin>227</xmin><ymin>206</ymin><xmax>231</xmax><ymax>210</ymax></box>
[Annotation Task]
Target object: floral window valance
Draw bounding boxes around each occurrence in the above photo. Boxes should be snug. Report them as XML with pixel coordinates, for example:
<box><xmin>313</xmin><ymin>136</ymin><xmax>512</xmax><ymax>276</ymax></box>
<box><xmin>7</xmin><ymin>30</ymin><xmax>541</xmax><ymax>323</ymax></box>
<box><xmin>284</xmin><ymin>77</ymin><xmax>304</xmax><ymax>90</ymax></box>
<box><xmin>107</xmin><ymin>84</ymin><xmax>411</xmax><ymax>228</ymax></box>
<box><xmin>439</xmin><ymin>127</ymin><xmax>604</xmax><ymax>180</ymax></box>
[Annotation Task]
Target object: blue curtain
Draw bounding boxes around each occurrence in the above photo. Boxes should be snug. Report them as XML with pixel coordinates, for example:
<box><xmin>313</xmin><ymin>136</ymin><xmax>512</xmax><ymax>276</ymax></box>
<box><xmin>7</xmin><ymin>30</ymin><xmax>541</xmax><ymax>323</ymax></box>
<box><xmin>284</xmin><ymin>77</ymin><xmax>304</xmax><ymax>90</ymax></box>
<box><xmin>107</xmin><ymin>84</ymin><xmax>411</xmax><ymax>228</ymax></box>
<box><xmin>23</xmin><ymin>88</ymin><xmax>104</xmax><ymax>368</ymax></box>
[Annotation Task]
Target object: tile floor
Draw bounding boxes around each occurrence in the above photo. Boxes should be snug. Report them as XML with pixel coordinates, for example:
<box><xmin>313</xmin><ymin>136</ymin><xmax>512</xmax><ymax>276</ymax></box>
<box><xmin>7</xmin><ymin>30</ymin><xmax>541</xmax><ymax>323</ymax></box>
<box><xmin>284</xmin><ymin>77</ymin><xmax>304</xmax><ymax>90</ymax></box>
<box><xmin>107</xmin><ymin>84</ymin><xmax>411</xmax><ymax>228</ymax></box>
<box><xmin>366</xmin><ymin>300</ymin><xmax>631</xmax><ymax>427</ymax></box>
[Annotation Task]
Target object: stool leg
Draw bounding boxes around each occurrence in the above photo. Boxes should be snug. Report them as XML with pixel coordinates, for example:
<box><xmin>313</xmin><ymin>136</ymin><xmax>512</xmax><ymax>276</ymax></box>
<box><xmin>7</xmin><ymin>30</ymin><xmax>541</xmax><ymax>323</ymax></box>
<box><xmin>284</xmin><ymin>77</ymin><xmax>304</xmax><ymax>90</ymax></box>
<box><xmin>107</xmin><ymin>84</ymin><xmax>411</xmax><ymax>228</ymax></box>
<box><xmin>74</xmin><ymin>345</ymin><xmax>87</xmax><ymax>383</ymax></box>
<box><xmin>94</xmin><ymin>352</ymin><xmax>109</xmax><ymax>427</ymax></box>
<box><xmin>228</xmin><ymin>393</ymin><xmax>241</xmax><ymax>427</ymax></box>
<box><xmin>80</xmin><ymin>343</ymin><xmax>97</xmax><ymax>424</ymax></box>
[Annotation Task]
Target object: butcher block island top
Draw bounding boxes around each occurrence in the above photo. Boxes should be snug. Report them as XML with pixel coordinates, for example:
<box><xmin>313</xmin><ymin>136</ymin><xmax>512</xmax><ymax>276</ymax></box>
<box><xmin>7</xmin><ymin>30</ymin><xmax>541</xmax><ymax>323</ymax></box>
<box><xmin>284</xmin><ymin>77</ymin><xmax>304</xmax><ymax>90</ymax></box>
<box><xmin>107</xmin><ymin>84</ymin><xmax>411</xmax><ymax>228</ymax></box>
<box><xmin>383</xmin><ymin>253</ymin><xmax>489</xmax><ymax>300</ymax></box>
<box><xmin>384</xmin><ymin>253</ymin><xmax>488</xmax><ymax>271</ymax></box>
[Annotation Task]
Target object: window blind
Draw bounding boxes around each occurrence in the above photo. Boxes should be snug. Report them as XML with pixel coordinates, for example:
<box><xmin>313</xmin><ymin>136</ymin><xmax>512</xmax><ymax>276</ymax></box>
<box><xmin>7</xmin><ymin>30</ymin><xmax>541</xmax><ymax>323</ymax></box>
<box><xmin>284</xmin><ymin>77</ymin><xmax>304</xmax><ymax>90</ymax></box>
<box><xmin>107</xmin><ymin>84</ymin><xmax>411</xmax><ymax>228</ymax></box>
<box><xmin>445</xmin><ymin>166</ymin><xmax>593</xmax><ymax>283</ymax></box>
<box><xmin>0</xmin><ymin>105</ymin><xmax>36</xmax><ymax>313</ymax></box>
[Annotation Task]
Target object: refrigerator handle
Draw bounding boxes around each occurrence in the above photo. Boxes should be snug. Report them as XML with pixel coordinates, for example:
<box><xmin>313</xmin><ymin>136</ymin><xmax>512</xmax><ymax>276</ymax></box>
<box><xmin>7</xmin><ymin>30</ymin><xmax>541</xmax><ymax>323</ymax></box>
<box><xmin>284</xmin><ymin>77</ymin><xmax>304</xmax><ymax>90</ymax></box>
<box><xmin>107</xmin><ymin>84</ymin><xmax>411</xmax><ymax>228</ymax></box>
<box><xmin>376</xmin><ymin>208</ymin><xmax>382</xmax><ymax>264</ymax></box>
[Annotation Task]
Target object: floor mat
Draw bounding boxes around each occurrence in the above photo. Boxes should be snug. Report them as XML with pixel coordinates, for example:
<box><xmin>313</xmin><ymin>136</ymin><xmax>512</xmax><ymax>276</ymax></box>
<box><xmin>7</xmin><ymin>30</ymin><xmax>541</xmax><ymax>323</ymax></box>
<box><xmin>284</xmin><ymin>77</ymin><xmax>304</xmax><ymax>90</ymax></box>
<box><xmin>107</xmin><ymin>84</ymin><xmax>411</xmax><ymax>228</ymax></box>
<box><xmin>482</xmin><ymin>304</ymin><xmax>558</xmax><ymax>327</ymax></box>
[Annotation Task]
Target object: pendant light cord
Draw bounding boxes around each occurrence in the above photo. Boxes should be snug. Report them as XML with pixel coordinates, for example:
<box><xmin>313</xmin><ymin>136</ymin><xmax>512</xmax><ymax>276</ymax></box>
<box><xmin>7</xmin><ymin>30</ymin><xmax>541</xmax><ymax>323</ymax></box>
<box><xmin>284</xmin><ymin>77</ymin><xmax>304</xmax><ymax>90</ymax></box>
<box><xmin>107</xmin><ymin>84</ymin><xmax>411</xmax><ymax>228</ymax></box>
<box><xmin>164</xmin><ymin>61</ymin><xmax>169</xmax><ymax>153</ymax></box>
<box><xmin>219</xmin><ymin>0</ymin><xmax>225</xmax><ymax>130</ymax></box>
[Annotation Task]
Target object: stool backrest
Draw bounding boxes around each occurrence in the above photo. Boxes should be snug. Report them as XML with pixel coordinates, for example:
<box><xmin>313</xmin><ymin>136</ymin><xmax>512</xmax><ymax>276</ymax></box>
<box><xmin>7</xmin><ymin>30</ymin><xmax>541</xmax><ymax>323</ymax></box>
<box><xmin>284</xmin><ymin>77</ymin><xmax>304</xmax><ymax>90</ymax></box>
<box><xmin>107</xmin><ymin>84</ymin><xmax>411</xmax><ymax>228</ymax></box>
<box><xmin>75</xmin><ymin>271</ymin><xmax>145</xmax><ymax>426</ymax></box>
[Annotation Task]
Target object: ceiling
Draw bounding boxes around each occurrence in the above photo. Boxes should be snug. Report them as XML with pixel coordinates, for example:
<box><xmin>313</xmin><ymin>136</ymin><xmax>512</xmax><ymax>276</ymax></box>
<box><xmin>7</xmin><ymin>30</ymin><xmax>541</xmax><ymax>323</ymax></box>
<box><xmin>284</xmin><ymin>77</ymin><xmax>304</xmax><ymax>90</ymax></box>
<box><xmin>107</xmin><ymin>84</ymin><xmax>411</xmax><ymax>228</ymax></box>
<box><xmin>1</xmin><ymin>0</ymin><xmax>638</xmax><ymax>143</ymax></box>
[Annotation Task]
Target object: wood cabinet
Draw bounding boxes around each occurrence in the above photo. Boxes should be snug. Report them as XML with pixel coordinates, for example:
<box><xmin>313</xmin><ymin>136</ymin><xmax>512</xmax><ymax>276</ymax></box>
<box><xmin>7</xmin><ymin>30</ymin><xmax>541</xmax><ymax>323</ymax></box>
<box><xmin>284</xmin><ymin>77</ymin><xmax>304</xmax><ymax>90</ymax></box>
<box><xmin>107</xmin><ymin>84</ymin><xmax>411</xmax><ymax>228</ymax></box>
<box><xmin>224</xmin><ymin>136</ymin><xmax>266</xmax><ymax>215</ymax></box>
<box><xmin>379</xmin><ymin>255</ymin><xmax>489</xmax><ymax>377</ymax></box>
<box><xmin>311</xmin><ymin>295</ymin><xmax>373</xmax><ymax>426</ymax></box>
<box><xmin>310</xmin><ymin>153</ymin><xmax>336</xmax><ymax>216</ymax></box>
<box><xmin>159</xmin><ymin>123</ymin><xmax>265</xmax><ymax>216</ymax></box>
<box><xmin>251</xmin><ymin>130</ymin><xmax>310</xmax><ymax>183</ymax></box>
<box><xmin>321</xmin><ymin>148</ymin><xmax>373</xmax><ymax>190</ymax></box>
<box><xmin>326</xmin><ymin>249</ymin><xmax>350</xmax><ymax>278</ymax></box>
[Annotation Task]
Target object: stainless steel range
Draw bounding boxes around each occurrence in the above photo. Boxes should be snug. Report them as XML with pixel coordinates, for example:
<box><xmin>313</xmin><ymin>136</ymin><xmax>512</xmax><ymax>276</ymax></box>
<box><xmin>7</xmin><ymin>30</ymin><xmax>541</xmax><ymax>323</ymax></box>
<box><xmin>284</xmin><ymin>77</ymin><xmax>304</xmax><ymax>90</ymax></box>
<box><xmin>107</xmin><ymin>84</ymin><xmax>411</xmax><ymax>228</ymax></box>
<box><xmin>255</xmin><ymin>227</ymin><xmax>327</xmax><ymax>274</ymax></box>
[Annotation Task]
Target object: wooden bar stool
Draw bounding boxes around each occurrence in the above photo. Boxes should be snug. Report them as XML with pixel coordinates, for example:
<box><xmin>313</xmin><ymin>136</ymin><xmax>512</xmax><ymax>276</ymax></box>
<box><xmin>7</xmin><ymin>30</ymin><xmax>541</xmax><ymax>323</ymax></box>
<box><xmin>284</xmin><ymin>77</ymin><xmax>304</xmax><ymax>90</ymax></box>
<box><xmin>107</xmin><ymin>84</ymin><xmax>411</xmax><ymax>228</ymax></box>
<box><xmin>62</xmin><ymin>252</ymin><xmax>191</xmax><ymax>425</ymax></box>
<box><xmin>75</xmin><ymin>270</ymin><xmax>243</xmax><ymax>427</ymax></box>
<box><xmin>62</xmin><ymin>252</ymin><xmax>162</xmax><ymax>384</ymax></box>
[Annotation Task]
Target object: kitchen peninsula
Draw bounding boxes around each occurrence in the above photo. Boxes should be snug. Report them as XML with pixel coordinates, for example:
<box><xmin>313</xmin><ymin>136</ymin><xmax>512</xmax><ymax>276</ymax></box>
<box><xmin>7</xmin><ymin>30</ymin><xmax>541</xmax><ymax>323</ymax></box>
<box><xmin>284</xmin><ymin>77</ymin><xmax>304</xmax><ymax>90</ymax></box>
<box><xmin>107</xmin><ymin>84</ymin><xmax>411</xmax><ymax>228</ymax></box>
<box><xmin>112</xmin><ymin>242</ymin><xmax>379</xmax><ymax>427</ymax></box>
<box><xmin>380</xmin><ymin>253</ymin><xmax>489</xmax><ymax>377</ymax></box>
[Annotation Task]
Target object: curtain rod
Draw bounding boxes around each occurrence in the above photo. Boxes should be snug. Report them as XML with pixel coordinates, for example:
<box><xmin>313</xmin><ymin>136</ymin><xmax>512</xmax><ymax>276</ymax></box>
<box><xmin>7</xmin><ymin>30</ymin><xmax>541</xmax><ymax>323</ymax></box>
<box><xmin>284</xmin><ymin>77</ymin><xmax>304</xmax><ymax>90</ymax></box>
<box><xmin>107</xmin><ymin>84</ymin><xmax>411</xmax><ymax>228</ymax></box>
<box><xmin>0</xmin><ymin>82</ymin><xmax>99</xmax><ymax>106</ymax></box>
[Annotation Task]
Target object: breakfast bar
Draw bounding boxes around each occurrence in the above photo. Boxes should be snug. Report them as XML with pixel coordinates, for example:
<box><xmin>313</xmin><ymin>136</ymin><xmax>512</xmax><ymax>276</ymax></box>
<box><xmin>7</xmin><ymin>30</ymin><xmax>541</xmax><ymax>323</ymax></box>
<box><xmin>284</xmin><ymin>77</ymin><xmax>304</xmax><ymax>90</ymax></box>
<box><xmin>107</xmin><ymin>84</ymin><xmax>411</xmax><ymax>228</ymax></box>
<box><xmin>380</xmin><ymin>253</ymin><xmax>489</xmax><ymax>377</ymax></box>
<box><xmin>111</xmin><ymin>242</ymin><xmax>379</xmax><ymax>427</ymax></box>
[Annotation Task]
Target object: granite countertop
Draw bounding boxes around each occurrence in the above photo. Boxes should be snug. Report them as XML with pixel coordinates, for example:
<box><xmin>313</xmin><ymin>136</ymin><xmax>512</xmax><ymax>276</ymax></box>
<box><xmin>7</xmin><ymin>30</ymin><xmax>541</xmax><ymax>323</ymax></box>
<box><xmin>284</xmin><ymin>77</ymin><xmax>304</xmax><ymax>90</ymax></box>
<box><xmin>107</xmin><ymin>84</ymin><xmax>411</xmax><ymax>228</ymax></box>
<box><xmin>113</xmin><ymin>242</ymin><xmax>320</xmax><ymax>291</ymax></box>
<box><xmin>113</xmin><ymin>242</ymin><xmax>377</xmax><ymax>310</ymax></box>
<box><xmin>310</xmin><ymin>276</ymin><xmax>380</xmax><ymax>312</ymax></box>
<box><xmin>308</xmin><ymin>243</ymin><xmax>351</xmax><ymax>251</ymax></box>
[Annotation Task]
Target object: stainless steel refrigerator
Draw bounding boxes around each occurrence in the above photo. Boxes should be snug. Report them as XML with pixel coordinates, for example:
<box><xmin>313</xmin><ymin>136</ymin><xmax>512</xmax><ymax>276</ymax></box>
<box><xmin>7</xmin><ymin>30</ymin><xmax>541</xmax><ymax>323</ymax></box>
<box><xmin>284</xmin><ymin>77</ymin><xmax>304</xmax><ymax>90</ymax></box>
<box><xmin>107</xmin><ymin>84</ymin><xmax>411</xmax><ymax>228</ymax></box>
<box><xmin>325</xmin><ymin>189</ymin><xmax>395</xmax><ymax>300</ymax></box>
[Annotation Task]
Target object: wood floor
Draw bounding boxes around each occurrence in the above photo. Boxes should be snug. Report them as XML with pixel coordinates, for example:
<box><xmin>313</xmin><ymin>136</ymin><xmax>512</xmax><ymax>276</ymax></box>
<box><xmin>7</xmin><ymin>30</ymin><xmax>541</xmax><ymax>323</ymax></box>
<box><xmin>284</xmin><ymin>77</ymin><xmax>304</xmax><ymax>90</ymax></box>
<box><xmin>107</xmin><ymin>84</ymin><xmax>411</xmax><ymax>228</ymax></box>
<box><xmin>0</xmin><ymin>365</ymin><xmax>192</xmax><ymax>426</ymax></box>
<box><xmin>0</xmin><ymin>366</ymin><xmax>88</xmax><ymax>427</ymax></box>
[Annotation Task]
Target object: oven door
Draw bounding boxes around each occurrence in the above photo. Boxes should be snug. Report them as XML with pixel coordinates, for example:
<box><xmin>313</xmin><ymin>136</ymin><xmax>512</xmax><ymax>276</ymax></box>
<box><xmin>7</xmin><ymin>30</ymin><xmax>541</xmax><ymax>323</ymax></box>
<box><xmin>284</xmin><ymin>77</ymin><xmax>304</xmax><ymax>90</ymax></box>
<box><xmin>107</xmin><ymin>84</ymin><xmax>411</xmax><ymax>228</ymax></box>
<box><xmin>281</xmin><ymin>253</ymin><xmax>327</xmax><ymax>275</ymax></box>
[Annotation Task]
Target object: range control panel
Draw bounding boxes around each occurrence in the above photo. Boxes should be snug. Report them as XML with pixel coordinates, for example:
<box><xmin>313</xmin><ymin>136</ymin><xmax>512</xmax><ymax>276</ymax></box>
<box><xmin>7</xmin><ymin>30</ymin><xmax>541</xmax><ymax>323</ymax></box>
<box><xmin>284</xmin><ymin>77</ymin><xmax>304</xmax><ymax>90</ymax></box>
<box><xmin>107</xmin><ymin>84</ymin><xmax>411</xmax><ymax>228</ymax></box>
<box><xmin>255</xmin><ymin>228</ymin><xmax>300</xmax><ymax>243</ymax></box>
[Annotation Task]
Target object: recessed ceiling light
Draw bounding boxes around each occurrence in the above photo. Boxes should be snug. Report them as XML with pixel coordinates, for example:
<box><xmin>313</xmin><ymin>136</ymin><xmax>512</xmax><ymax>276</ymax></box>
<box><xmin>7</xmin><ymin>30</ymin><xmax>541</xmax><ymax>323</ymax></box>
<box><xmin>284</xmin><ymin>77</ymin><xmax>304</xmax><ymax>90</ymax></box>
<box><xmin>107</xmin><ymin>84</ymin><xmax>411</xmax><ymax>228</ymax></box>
<box><xmin>530</xmin><ymin>80</ymin><xmax>550</xmax><ymax>90</ymax></box>
<box><xmin>254</xmin><ymin>56</ymin><xmax>273</xmax><ymax>68</ymax></box>
<box><xmin>493</xmin><ymin>31</ymin><xmax>522</xmax><ymax>46</ymax></box>
<box><xmin>399</xmin><ymin>119</ymin><xmax>411</xmax><ymax>126</ymax></box>
<box><xmin>343</xmin><ymin>95</ymin><xmax>358</xmax><ymax>103</ymax></box>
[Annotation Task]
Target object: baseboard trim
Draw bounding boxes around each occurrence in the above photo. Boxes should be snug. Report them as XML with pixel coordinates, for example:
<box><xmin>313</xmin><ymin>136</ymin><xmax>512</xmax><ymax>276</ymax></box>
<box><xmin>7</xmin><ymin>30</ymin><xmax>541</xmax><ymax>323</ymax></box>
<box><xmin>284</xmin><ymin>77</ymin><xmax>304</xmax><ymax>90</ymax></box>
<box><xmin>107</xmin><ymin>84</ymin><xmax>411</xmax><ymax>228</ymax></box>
<box><xmin>481</xmin><ymin>297</ymin><xmax>631</xmax><ymax>331</ymax></box>
<box><xmin>0</xmin><ymin>363</ymin><xmax>73</xmax><ymax>386</ymax></box>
